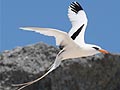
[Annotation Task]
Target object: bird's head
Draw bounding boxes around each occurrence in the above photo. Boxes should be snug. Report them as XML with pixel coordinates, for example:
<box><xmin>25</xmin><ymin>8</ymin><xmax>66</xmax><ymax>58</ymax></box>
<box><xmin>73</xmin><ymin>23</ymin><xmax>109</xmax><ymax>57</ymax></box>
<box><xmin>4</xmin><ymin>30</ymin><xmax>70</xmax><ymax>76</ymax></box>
<box><xmin>91</xmin><ymin>45</ymin><xmax>109</xmax><ymax>54</ymax></box>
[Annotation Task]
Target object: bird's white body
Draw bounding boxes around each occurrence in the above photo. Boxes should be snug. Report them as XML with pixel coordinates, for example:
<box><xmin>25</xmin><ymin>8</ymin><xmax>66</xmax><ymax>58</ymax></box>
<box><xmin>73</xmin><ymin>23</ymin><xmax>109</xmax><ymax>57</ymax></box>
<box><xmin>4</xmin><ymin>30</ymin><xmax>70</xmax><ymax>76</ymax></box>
<box><xmin>60</xmin><ymin>44</ymin><xmax>99</xmax><ymax>60</ymax></box>
<box><xmin>14</xmin><ymin>2</ymin><xmax>108</xmax><ymax>90</ymax></box>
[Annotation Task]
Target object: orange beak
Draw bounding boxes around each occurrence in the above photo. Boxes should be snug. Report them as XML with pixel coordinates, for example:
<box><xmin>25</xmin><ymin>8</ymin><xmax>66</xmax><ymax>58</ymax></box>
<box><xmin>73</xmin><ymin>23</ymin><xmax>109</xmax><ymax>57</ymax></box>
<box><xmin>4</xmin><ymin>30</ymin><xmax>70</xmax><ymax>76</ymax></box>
<box><xmin>98</xmin><ymin>49</ymin><xmax>109</xmax><ymax>54</ymax></box>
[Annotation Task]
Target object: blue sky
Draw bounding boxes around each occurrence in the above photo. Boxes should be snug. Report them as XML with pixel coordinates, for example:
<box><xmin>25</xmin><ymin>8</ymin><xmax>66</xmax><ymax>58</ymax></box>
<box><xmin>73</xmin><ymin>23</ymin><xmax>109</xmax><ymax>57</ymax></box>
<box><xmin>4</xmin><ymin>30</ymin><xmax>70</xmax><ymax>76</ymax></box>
<box><xmin>0</xmin><ymin>0</ymin><xmax>120</xmax><ymax>53</ymax></box>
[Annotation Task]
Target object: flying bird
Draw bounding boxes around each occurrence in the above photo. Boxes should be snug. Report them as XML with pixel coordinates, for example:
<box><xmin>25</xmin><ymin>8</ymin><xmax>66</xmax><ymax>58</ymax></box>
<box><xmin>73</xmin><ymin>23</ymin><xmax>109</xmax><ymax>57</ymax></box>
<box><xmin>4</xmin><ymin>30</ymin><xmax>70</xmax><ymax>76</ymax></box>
<box><xmin>13</xmin><ymin>2</ymin><xmax>109</xmax><ymax>90</ymax></box>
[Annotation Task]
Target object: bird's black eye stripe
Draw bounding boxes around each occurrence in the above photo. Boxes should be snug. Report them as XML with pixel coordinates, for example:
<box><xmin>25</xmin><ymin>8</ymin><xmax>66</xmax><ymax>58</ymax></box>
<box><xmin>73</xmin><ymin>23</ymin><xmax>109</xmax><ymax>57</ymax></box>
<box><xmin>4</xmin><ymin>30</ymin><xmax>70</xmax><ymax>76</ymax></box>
<box><xmin>92</xmin><ymin>47</ymin><xmax>99</xmax><ymax>50</ymax></box>
<box><xmin>70</xmin><ymin>2</ymin><xmax>83</xmax><ymax>14</ymax></box>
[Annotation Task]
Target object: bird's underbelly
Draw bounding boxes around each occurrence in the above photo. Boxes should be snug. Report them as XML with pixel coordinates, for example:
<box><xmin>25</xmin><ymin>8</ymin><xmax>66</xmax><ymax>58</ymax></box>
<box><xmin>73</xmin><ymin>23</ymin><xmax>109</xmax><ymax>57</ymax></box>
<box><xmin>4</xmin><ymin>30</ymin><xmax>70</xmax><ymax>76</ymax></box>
<box><xmin>61</xmin><ymin>48</ymin><xmax>96</xmax><ymax>60</ymax></box>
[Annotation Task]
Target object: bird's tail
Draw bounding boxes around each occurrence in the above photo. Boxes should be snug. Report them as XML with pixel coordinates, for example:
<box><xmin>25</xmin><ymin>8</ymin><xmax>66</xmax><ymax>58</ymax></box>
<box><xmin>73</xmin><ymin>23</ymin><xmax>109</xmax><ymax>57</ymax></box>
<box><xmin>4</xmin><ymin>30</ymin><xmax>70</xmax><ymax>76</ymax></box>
<box><xmin>12</xmin><ymin>55</ymin><xmax>62</xmax><ymax>90</ymax></box>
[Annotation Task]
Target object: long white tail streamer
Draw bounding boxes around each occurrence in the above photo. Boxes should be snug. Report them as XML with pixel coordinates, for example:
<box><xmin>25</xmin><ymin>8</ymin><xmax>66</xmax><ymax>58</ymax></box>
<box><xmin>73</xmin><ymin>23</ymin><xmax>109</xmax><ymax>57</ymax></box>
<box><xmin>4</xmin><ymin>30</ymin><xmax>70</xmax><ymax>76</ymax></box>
<box><xmin>12</xmin><ymin>52</ymin><xmax>62</xmax><ymax>90</ymax></box>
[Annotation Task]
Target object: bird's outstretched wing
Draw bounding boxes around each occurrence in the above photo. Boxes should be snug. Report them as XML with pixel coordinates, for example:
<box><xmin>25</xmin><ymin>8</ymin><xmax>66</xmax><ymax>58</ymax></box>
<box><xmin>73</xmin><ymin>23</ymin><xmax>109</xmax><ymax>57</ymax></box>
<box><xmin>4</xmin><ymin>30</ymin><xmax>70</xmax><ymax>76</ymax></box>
<box><xmin>12</xmin><ymin>50</ymin><xmax>63</xmax><ymax>90</ymax></box>
<box><xmin>68</xmin><ymin>2</ymin><xmax>88</xmax><ymax>46</ymax></box>
<box><xmin>20</xmin><ymin>27</ymin><xmax>69</xmax><ymax>46</ymax></box>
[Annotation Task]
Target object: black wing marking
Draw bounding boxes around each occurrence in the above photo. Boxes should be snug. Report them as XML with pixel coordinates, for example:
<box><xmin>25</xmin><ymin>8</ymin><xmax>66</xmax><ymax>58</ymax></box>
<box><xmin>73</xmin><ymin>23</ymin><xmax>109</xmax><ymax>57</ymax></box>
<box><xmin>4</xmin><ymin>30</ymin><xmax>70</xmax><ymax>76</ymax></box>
<box><xmin>71</xmin><ymin>24</ymin><xmax>84</xmax><ymax>40</ymax></box>
<box><xmin>70</xmin><ymin>2</ymin><xmax>83</xmax><ymax>14</ymax></box>
<box><xmin>59</xmin><ymin>45</ymin><xmax>64</xmax><ymax>50</ymax></box>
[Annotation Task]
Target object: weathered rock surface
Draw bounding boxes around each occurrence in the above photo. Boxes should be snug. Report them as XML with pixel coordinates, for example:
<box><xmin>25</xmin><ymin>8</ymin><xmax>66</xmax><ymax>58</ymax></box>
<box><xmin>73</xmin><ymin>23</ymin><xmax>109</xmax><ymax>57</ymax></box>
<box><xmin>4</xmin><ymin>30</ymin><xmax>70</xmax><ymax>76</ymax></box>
<box><xmin>0</xmin><ymin>42</ymin><xmax>120</xmax><ymax>90</ymax></box>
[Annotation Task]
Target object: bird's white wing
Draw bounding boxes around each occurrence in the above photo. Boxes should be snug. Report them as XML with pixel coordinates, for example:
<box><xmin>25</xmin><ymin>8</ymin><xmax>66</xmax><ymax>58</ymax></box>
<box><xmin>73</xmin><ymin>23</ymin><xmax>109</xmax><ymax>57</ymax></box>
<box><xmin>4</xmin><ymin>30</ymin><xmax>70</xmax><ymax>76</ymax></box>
<box><xmin>68</xmin><ymin>2</ymin><xmax>88</xmax><ymax>46</ymax></box>
<box><xmin>20</xmin><ymin>27</ymin><xmax>71</xmax><ymax>48</ymax></box>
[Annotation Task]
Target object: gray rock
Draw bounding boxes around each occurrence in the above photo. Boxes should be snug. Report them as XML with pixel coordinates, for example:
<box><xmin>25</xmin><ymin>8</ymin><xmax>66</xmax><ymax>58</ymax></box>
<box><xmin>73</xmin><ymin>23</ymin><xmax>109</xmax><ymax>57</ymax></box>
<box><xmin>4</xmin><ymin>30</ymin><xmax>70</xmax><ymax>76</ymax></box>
<box><xmin>0</xmin><ymin>42</ymin><xmax>120</xmax><ymax>90</ymax></box>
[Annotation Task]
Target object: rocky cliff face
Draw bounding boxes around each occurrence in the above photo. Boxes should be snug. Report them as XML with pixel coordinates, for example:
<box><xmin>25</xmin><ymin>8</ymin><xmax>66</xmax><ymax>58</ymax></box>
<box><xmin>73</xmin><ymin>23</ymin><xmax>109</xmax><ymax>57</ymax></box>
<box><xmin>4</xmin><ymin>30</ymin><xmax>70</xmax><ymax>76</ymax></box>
<box><xmin>0</xmin><ymin>42</ymin><xmax>120</xmax><ymax>90</ymax></box>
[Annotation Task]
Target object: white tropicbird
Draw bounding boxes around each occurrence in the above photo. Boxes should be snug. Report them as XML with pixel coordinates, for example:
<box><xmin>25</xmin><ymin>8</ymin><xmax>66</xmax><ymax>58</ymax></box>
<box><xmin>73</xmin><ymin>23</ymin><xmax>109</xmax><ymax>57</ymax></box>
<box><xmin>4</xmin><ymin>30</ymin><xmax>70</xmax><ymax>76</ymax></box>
<box><xmin>13</xmin><ymin>2</ymin><xmax>109</xmax><ymax>90</ymax></box>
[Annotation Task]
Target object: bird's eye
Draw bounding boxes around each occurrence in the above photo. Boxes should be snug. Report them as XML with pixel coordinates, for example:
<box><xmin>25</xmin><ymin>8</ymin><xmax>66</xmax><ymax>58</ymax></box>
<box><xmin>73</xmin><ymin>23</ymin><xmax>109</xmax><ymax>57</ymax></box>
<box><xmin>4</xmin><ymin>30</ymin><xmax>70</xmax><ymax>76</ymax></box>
<box><xmin>92</xmin><ymin>47</ymin><xmax>99</xmax><ymax>50</ymax></box>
